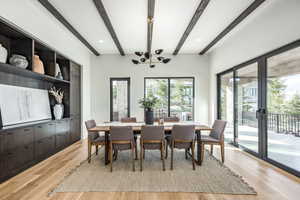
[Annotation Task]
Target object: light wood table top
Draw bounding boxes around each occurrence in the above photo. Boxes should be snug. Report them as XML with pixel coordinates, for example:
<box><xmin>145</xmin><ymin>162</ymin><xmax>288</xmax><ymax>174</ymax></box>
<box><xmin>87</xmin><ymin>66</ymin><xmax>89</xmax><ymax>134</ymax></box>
<box><xmin>88</xmin><ymin>121</ymin><xmax>212</xmax><ymax>132</ymax></box>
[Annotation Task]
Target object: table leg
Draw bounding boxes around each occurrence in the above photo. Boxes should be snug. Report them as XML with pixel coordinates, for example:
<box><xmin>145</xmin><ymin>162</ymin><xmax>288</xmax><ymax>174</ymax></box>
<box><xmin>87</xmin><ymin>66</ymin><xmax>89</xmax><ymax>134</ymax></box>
<box><xmin>105</xmin><ymin>131</ymin><xmax>109</xmax><ymax>165</ymax></box>
<box><xmin>196</xmin><ymin>130</ymin><xmax>202</xmax><ymax>165</ymax></box>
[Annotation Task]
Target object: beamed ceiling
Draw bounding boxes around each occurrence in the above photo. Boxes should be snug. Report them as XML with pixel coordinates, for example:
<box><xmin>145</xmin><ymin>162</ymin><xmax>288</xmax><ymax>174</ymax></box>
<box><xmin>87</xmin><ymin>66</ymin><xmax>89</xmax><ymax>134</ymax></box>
<box><xmin>41</xmin><ymin>0</ymin><xmax>267</xmax><ymax>56</ymax></box>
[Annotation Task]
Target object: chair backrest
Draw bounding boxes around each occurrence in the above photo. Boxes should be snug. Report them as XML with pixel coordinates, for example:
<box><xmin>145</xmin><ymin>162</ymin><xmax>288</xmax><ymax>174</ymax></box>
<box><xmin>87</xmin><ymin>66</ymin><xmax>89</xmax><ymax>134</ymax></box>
<box><xmin>209</xmin><ymin>120</ymin><xmax>227</xmax><ymax>141</ymax></box>
<box><xmin>164</xmin><ymin>116</ymin><xmax>180</xmax><ymax>122</ymax></box>
<box><xmin>121</xmin><ymin>117</ymin><xmax>137</xmax><ymax>123</ymax></box>
<box><xmin>172</xmin><ymin>125</ymin><xmax>195</xmax><ymax>141</ymax></box>
<box><xmin>110</xmin><ymin>126</ymin><xmax>134</xmax><ymax>141</ymax></box>
<box><xmin>141</xmin><ymin>125</ymin><xmax>164</xmax><ymax>141</ymax></box>
<box><xmin>85</xmin><ymin>120</ymin><xmax>98</xmax><ymax>140</ymax></box>
<box><xmin>85</xmin><ymin>120</ymin><xmax>96</xmax><ymax>129</ymax></box>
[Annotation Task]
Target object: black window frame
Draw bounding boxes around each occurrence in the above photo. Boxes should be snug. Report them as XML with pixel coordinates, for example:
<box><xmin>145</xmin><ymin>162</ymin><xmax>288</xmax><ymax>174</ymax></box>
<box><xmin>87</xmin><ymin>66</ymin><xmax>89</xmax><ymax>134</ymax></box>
<box><xmin>144</xmin><ymin>77</ymin><xmax>195</xmax><ymax>121</ymax></box>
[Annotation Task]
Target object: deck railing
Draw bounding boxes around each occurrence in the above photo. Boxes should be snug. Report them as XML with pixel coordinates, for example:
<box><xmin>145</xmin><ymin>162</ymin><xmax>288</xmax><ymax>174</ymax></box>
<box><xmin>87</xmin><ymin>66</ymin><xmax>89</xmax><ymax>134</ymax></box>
<box><xmin>241</xmin><ymin>111</ymin><xmax>300</xmax><ymax>137</ymax></box>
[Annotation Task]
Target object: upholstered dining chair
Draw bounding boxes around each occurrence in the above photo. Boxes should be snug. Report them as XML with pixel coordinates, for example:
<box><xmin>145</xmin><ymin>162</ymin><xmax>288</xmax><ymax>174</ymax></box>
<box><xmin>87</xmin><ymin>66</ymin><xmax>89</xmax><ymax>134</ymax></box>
<box><xmin>200</xmin><ymin>120</ymin><xmax>227</xmax><ymax>164</ymax></box>
<box><xmin>85</xmin><ymin>120</ymin><xmax>105</xmax><ymax>163</ymax></box>
<box><xmin>109</xmin><ymin>126</ymin><xmax>136</xmax><ymax>172</ymax></box>
<box><xmin>164</xmin><ymin>116</ymin><xmax>180</xmax><ymax>122</ymax></box>
<box><xmin>121</xmin><ymin>117</ymin><xmax>137</xmax><ymax>123</ymax></box>
<box><xmin>120</xmin><ymin>117</ymin><xmax>138</xmax><ymax>160</ymax></box>
<box><xmin>166</xmin><ymin>125</ymin><xmax>196</xmax><ymax>170</ymax></box>
<box><xmin>140</xmin><ymin>126</ymin><xmax>165</xmax><ymax>171</ymax></box>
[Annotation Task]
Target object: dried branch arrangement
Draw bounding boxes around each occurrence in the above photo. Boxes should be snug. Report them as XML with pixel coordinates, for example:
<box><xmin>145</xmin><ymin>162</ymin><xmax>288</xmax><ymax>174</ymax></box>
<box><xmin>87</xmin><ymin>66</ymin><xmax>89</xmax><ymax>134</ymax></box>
<box><xmin>49</xmin><ymin>87</ymin><xmax>64</xmax><ymax>104</ymax></box>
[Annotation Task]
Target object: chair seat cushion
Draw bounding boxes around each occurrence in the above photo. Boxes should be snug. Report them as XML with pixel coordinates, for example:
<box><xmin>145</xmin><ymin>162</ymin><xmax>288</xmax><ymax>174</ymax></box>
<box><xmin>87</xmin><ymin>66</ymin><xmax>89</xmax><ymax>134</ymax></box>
<box><xmin>200</xmin><ymin>135</ymin><xmax>220</xmax><ymax>142</ymax></box>
<box><xmin>165</xmin><ymin>135</ymin><xmax>192</xmax><ymax>149</ymax></box>
<box><xmin>143</xmin><ymin>143</ymin><xmax>162</xmax><ymax>150</ymax></box>
<box><xmin>91</xmin><ymin>136</ymin><xmax>105</xmax><ymax>143</ymax></box>
<box><xmin>113</xmin><ymin>140</ymin><xmax>136</xmax><ymax>151</ymax></box>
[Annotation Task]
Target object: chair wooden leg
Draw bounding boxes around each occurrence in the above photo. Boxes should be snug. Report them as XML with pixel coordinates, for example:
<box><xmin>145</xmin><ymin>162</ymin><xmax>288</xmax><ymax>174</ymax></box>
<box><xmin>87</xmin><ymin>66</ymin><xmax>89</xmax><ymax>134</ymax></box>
<box><xmin>110</xmin><ymin>142</ymin><xmax>113</xmax><ymax>172</ymax></box>
<box><xmin>191</xmin><ymin>142</ymin><xmax>195</xmax><ymax>170</ymax></box>
<box><xmin>135</xmin><ymin>136</ymin><xmax>138</xmax><ymax>160</ymax></box>
<box><xmin>200</xmin><ymin>142</ymin><xmax>205</xmax><ymax>165</ymax></box>
<box><xmin>143</xmin><ymin>149</ymin><xmax>145</xmax><ymax>160</ymax></box>
<box><xmin>161</xmin><ymin>142</ymin><xmax>165</xmax><ymax>171</ymax></box>
<box><xmin>113</xmin><ymin>150</ymin><xmax>118</xmax><ymax>161</ymax></box>
<box><xmin>221</xmin><ymin>142</ymin><xmax>225</xmax><ymax>163</ymax></box>
<box><xmin>140</xmin><ymin>142</ymin><xmax>143</xmax><ymax>171</ymax></box>
<box><xmin>88</xmin><ymin>141</ymin><xmax>92</xmax><ymax>163</ymax></box>
<box><xmin>96</xmin><ymin>145</ymin><xmax>99</xmax><ymax>155</ymax></box>
<box><xmin>170</xmin><ymin>140</ymin><xmax>174</xmax><ymax>170</ymax></box>
<box><xmin>210</xmin><ymin>144</ymin><xmax>213</xmax><ymax>155</ymax></box>
<box><xmin>165</xmin><ymin>142</ymin><xmax>168</xmax><ymax>159</ymax></box>
<box><xmin>160</xmin><ymin>145</ymin><xmax>163</xmax><ymax>160</ymax></box>
<box><xmin>185</xmin><ymin>149</ymin><xmax>188</xmax><ymax>159</ymax></box>
<box><xmin>131</xmin><ymin>142</ymin><xmax>135</xmax><ymax>172</ymax></box>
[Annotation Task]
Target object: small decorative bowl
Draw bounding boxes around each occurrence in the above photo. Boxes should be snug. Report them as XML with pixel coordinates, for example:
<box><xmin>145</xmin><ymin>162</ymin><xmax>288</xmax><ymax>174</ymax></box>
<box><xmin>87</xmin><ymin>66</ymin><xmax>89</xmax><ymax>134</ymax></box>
<box><xmin>9</xmin><ymin>54</ymin><xmax>29</xmax><ymax>69</ymax></box>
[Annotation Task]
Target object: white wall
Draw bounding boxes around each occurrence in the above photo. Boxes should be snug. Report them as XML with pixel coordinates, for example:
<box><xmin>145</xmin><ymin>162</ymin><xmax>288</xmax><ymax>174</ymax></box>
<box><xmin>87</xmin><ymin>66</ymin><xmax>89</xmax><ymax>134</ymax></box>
<box><xmin>208</xmin><ymin>0</ymin><xmax>300</xmax><ymax>122</ymax></box>
<box><xmin>0</xmin><ymin>0</ymin><xmax>93</xmax><ymax>137</ymax></box>
<box><xmin>90</xmin><ymin>54</ymin><xmax>210</xmax><ymax>124</ymax></box>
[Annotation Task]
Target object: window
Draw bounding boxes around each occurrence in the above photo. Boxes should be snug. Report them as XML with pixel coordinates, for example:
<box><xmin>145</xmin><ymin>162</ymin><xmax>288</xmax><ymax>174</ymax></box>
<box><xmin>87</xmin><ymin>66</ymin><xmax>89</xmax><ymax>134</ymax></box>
<box><xmin>145</xmin><ymin>77</ymin><xmax>194</xmax><ymax>121</ymax></box>
<box><xmin>110</xmin><ymin>78</ymin><xmax>130</xmax><ymax>121</ymax></box>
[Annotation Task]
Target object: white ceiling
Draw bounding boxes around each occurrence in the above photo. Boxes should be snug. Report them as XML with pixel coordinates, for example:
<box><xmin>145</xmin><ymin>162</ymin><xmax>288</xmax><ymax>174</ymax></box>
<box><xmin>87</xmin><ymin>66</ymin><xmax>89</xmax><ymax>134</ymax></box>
<box><xmin>49</xmin><ymin>0</ymin><xmax>264</xmax><ymax>55</ymax></box>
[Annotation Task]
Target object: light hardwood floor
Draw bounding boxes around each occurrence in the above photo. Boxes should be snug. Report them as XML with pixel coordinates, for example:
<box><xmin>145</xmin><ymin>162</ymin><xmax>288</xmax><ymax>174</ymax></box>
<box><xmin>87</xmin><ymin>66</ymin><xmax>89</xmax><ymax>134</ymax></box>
<box><xmin>0</xmin><ymin>139</ymin><xmax>299</xmax><ymax>200</ymax></box>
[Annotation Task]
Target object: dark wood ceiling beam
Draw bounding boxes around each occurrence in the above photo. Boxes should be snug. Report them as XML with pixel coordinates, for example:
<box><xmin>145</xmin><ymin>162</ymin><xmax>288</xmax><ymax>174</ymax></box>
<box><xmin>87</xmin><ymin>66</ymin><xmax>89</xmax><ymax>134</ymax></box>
<box><xmin>38</xmin><ymin>0</ymin><xmax>100</xmax><ymax>56</ymax></box>
<box><xmin>173</xmin><ymin>0</ymin><xmax>210</xmax><ymax>55</ymax></box>
<box><xmin>199</xmin><ymin>0</ymin><xmax>265</xmax><ymax>55</ymax></box>
<box><xmin>147</xmin><ymin>0</ymin><xmax>155</xmax><ymax>54</ymax></box>
<box><xmin>93</xmin><ymin>0</ymin><xmax>125</xmax><ymax>56</ymax></box>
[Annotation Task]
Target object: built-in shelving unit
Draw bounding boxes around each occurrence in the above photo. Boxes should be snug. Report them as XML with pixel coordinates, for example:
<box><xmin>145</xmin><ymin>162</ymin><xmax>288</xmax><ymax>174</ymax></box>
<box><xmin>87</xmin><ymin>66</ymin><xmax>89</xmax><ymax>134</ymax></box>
<box><xmin>0</xmin><ymin>18</ymin><xmax>82</xmax><ymax>182</ymax></box>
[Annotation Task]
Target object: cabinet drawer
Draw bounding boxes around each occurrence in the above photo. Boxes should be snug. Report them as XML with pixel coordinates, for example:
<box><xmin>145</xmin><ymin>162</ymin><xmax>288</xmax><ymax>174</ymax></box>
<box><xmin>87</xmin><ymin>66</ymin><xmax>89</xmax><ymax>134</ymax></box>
<box><xmin>35</xmin><ymin>123</ymin><xmax>55</xmax><ymax>140</ymax></box>
<box><xmin>56</xmin><ymin>120</ymin><xmax>69</xmax><ymax>133</ymax></box>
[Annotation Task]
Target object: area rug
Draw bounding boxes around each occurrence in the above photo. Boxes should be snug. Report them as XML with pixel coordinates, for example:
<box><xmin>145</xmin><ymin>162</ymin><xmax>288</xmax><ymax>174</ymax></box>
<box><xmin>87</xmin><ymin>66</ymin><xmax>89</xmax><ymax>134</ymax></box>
<box><xmin>53</xmin><ymin>148</ymin><xmax>256</xmax><ymax>195</ymax></box>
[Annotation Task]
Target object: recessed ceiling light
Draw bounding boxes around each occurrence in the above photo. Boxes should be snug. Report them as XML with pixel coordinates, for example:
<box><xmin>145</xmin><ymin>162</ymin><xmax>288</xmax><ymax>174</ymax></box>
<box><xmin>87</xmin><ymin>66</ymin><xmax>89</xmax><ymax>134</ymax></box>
<box><xmin>98</xmin><ymin>40</ymin><xmax>104</xmax><ymax>43</ymax></box>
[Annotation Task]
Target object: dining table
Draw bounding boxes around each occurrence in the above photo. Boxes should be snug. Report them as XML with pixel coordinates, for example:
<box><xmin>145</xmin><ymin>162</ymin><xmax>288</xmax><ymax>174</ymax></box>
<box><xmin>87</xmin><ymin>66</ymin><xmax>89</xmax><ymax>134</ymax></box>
<box><xmin>87</xmin><ymin>121</ymin><xmax>213</xmax><ymax>165</ymax></box>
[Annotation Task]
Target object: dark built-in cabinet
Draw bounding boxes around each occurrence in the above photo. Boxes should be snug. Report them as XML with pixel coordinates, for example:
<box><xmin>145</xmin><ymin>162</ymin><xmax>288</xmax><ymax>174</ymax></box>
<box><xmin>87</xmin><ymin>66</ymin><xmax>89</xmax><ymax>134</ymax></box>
<box><xmin>0</xmin><ymin>18</ymin><xmax>82</xmax><ymax>182</ymax></box>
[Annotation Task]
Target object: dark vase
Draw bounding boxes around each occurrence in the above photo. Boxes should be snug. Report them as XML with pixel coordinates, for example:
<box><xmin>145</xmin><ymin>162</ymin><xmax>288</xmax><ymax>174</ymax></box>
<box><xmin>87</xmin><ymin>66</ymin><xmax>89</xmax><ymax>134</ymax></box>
<box><xmin>145</xmin><ymin>110</ymin><xmax>154</xmax><ymax>125</ymax></box>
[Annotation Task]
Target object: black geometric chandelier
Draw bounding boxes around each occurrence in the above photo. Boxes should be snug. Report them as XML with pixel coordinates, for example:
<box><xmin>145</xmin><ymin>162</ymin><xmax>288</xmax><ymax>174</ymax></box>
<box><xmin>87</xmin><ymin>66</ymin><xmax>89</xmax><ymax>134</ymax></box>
<box><xmin>131</xmin><ymin>49</ymin><xmax>171</xmax><ymax>68</ymax></box>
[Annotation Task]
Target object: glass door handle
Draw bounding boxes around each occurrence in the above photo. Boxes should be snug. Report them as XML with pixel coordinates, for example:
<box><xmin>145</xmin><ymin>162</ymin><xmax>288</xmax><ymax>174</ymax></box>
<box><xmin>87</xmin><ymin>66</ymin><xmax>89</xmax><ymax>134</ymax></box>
<box><xmin>256</xmin><ymin>109</ymin><xmax>262</xmax><ymax>119</ymax></box>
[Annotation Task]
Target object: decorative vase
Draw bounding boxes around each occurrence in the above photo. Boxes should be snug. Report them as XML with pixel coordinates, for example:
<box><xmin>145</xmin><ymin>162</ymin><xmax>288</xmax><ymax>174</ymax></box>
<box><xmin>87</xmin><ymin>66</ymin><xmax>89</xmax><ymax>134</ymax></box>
<box><xmin>145</xmin><ymin>110</ymin><xmax>154</xmax><ymax>125</ymax></box>
<box><xmin>0</xmin><ymin>44</ymin><xmax>8</xmax><ymax>63</ymax></box>
<box><xmin>33</xmin><ymin>55</ymin><xmax>45</xmax><ymax>74</ymax></box>
<box><xmin>56</xmin><ymin>72</ymin><xmax>63</xmax><ymax>80</ymax></box>
<box><xmin>9</xmin><ymin>54</ymin><xmax>28</xmax><ymax>69</ymax></box>
<box><xmin>53</xmin><ymin>104</ymin><xmax>64</xmax><ymax>120</ymax></box>
<box><xmin>55</xmin><ymin>63</ymin><xmax>63</xmax><ymax>79</ymax></box>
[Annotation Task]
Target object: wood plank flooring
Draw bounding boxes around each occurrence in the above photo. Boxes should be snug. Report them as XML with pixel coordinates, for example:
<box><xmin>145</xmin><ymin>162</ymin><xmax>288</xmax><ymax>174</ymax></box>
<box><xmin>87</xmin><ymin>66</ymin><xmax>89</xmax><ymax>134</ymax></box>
<box><xmin>0</xmin><ymin>139</ymin><xmax>299</xmax><ymax>200</ymax></box>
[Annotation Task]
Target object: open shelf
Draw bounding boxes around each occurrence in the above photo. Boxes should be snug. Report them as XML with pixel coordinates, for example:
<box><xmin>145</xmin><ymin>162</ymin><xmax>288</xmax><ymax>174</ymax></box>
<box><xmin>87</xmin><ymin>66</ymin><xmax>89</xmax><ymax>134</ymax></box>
<box><xmin>34</xmin><ymin>41</ymin><xmax>56</xmax><ymax>77</ymax></box>
<box><xmin>0</xmin><ymin>62</ymin><xmax>70</xmax><ymax>84</ymax></box>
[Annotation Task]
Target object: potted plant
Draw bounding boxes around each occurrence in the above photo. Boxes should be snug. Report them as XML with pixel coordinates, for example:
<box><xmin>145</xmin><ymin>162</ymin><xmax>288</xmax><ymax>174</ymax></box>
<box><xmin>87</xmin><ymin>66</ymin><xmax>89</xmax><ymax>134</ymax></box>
<box><xmin>139</xmin><ymin>97</ymin><xmax>158</xmax><ymax>124</ymax></box>
<box><xmin>49</xmin><ymin>87</ymin><xmax>64</xmax><ymax>120</ymax></box>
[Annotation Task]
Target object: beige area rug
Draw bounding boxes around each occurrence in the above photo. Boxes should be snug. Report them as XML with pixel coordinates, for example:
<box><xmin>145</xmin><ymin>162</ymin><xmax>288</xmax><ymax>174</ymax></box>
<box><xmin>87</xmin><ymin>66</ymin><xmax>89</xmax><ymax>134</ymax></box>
<box><xmin>53</xmin><ymin>148</ymin><xmax>256</xmax><ymax>195</ymax></box>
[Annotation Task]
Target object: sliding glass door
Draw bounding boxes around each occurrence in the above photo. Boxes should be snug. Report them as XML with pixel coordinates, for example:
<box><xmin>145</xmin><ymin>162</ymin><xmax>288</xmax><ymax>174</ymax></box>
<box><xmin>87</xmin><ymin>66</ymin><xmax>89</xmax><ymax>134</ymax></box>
<box><xmin>217</xmin><ymin>40</ymin><xmax>300</xmax><ymax>177</ymax></box>
<box><xmin>110</xmin><ymin>78</ymin><xmax>130</xmax><ymax>121</ymax></box>
<box><xmin>236</xmin><ymin>63</ymin><xmax>259</xmax><ymax>153</ymax></box>
<box><xmin>219</xmin><ymin>72</ymin><xmax>234</xmax><ymax>143</ymax></box>
<box><xmin>266</xmin><ymin>46</ymin><xmax>300</xmax><ymax>173</ymax></box>
<box><xmin>145</xmin><ymin>77</ymin><xmax>194</xmax><ymax>121</ymax></box>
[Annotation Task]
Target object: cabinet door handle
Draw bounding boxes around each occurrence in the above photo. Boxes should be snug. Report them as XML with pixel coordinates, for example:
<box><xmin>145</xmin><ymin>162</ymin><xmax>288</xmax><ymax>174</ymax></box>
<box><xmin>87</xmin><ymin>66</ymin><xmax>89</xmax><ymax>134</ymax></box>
<box><xmin>24</xmin><ymin>128</ymin><xmax>31</xmax><ymax>132</ymax></box>
<box><xmin>37</xmin><ymin>126</ymin><xmax>42</xmax><ymax>128</ymax></box>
